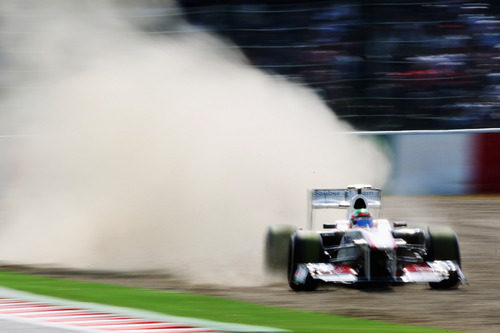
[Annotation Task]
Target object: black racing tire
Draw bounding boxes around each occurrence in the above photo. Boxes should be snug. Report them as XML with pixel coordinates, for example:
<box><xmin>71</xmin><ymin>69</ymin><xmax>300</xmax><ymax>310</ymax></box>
<box><xmin>425</xmin><ymin>226</ymin><xmax>461</xmax><ymax>289</ymax></box>
<box><xmin>264</xmin><ymin>224</ymin><xmax>296</xmax><ymax>275</ymax></box>
<box><xmin>287</xmin><ymin>230</ymin><xmax>321</xmax><ymax>291</ymax></box>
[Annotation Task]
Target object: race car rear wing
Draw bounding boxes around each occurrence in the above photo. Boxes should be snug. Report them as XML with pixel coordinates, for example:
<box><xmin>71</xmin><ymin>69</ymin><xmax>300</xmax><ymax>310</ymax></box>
<box><xmin>311</xmin><ymin>187</ymin><xmax>381</xmax><ymax>209</ymax></box>
<box><xmin>308</xmin><ymin>185</ymin><xmax>381</xmax><ymax>229</ymax></box>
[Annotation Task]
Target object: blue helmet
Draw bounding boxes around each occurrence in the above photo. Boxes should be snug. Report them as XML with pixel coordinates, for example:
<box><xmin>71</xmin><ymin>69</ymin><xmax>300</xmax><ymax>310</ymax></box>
<box><xmin>351</xmin><ymin>208</ymin><xmax>373</xmax><ymax>228</ymax></box>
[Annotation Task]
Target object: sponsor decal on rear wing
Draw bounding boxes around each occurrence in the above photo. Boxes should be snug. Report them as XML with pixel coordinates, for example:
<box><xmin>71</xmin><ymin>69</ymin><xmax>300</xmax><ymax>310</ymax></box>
<box><xmin>311</xmin><ymin>188</ymin><xmax>381</xmax><ymax>209</ymax></box>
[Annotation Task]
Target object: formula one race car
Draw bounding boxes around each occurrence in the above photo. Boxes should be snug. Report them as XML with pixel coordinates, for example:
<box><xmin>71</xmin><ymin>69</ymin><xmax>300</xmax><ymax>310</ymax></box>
<box><xmin>265</xmin><ymin>185</ymin><xmax>465</xmax><ymax>291</ymax></box>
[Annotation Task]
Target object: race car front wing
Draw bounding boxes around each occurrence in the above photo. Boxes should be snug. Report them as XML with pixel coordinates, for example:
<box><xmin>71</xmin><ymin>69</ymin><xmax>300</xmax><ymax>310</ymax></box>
<box><xmin>293</xmin><ymin>261</ymin><xmax>465</xmax><ymax>285</ymax></box>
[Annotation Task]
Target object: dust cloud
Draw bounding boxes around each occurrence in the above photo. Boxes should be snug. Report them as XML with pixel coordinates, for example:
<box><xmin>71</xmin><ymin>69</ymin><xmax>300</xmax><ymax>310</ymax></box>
<box><xmin>0</xmin><ymin>0</ymin><xmax>390</xmax><ymax>285</ymax></box>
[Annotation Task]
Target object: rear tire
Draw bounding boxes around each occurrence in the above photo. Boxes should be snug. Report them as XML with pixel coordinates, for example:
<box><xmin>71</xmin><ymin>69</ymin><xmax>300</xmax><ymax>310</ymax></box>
<box><xmin>287</xmin><ymin>230</ymin><xmax>321</xmax><ymax>291</ymax></box>
<box><xmin>425</xmin><ymin>226</ymin><xmax>461</xmax><ymax>289</ymax></box>
<box><xmin>264</xmin><ymin>224</ymin><xmax>296</xmax><ymax>275</ymax></box>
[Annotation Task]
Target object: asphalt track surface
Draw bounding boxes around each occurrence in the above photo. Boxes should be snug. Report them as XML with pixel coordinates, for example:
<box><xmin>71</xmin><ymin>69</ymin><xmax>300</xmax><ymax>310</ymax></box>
<box><xmin>0</xmin><ymin>318</ymin><xmax>73</xmax><ymax>332</ymax></box>
<box><xmin>2</xmin><ymin>198</ymin><xmax>499</xmax><ymax>333</ymax></box>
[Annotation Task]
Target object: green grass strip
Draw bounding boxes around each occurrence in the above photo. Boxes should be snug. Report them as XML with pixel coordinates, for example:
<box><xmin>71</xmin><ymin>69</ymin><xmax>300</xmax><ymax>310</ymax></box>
<box><xmin>0</xmin><ymin>270</ymin><xmax>457</xmax><ymax>333</ymax></box>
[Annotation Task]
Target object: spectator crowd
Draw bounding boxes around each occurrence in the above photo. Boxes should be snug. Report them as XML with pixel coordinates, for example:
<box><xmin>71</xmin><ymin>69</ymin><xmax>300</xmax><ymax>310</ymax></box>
<box><xmin>179</xmin><ymin>0</ymin><xmax>500</xmax><ymax>130</ymax></box>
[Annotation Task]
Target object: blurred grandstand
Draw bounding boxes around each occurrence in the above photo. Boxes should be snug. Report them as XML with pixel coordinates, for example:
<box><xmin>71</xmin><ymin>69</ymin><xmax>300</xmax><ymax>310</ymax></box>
<box><xmin>2</xmin><ymin>1</ymin><xmax>500</xmax><ymax>131</ymax></box>
<box><xmin>175</xmin><ymin>0</ymin><xmax>500</xmax><ymax>131</ymax></box>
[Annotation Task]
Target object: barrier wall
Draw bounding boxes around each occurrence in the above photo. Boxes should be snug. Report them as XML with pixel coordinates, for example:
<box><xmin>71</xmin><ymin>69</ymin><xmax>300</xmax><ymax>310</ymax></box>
<box><xmin>388</xmin><ymin>132</ymin><xmax>500</xmax><ymax>195</ymax></box>
<box><xmin>472</xmin><ymin>133</ymin><xmax>500</xmax><ymax>193</ymax></box>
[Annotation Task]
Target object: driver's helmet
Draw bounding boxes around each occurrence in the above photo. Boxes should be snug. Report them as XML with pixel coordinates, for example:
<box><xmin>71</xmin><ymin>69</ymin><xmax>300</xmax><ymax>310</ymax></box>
<box><xmin>350</xmin><ymin>208</ymin><xmax>373</xmax><ymax>228</ymax></box>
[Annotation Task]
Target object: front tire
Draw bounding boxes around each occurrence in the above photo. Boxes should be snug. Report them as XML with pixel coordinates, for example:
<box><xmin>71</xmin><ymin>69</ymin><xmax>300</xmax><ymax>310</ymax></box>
<box><xmin>425</xmin><ymin>226</ymin><xmax>461</xmax><ymax>289</ymax></box>
<box><xmin>287</xmin><ymin>230</ymin><xmax>321</xmax><ymax>291</ymax></box>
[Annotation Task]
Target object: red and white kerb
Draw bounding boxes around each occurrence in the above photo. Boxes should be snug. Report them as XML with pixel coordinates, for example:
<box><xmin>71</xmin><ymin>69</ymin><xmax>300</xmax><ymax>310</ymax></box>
<box><xmin>0</xmin><ymin>297</ymin><xmax>221</xmax><ymax>332</ymax></box>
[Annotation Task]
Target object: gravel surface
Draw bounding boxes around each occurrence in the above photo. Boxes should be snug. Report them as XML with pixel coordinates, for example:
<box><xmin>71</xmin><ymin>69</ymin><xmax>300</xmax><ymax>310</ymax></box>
<box><xmin>2</xmin><ymin>198</ymin><xmax>499</xmax><ymax>333</ymax></box>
